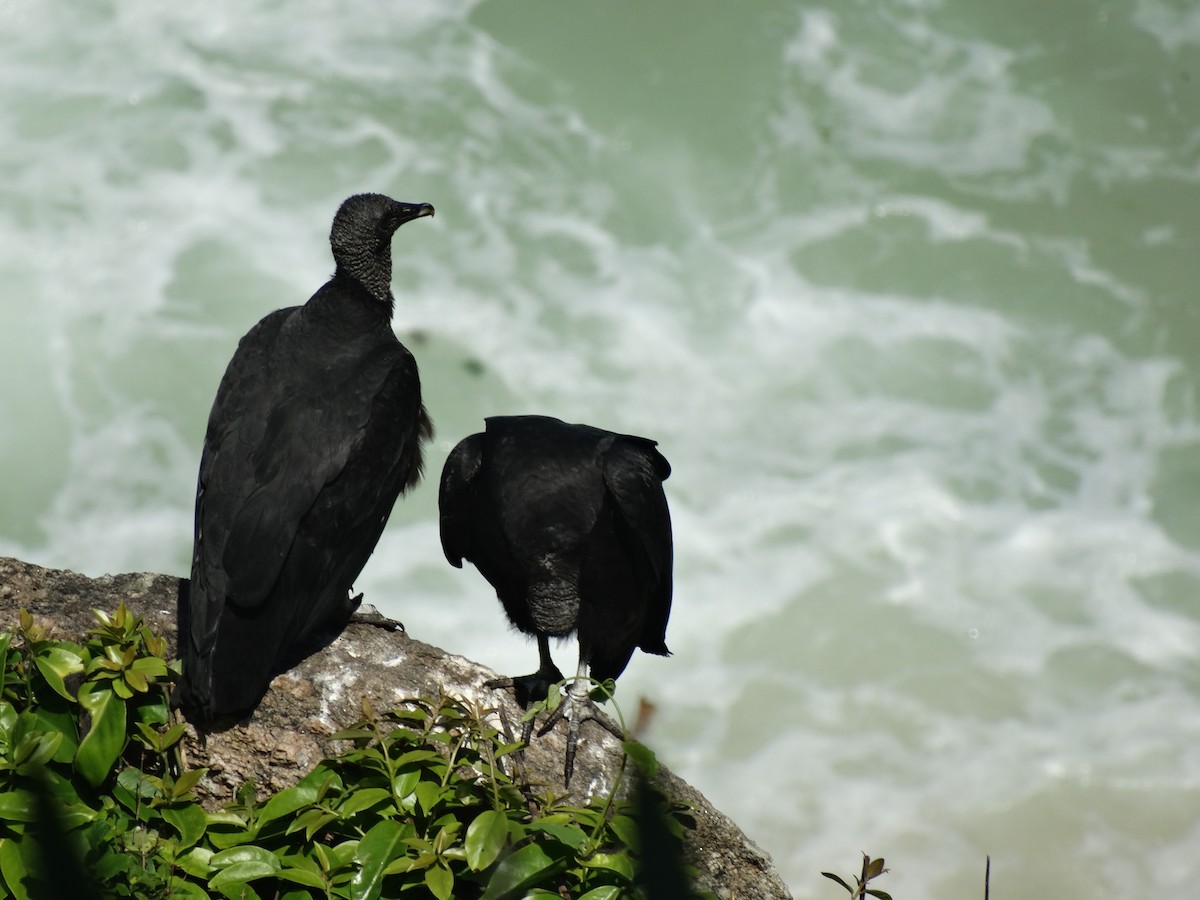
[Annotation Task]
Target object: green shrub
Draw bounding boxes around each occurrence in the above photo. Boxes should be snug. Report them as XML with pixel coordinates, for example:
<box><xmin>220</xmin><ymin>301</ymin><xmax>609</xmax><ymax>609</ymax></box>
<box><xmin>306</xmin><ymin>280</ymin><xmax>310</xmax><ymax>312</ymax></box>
<box><xmin>0</xmin><ymin>606</ymin><xmax>707</xmax><ymax>900</ymax></box>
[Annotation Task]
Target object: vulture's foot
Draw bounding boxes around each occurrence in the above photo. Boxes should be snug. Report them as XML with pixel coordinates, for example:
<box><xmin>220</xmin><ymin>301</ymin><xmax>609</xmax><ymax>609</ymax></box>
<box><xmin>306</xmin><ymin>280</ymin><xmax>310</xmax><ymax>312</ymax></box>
<box><xmin>485</xmin><ymin>662</ymin><xmax>564</xmax><ymax>709</ymax></box>
<box><xmin>347</xmin><ymin>599</ymin><xmax>405</xmax><ymax>632</ymax></box>
<box><xmin>537</xmin><ymin>677</ymin><xmax>623</xmax><ymax>786</ymax></box>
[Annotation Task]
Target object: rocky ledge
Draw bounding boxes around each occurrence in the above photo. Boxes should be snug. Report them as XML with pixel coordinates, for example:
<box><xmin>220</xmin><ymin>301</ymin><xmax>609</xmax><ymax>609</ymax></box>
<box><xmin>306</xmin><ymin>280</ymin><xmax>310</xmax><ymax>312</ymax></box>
<box><xmin>0</xmin><ymin>556</ymin><xmax>791</xmax><ymax>900</ymax></box>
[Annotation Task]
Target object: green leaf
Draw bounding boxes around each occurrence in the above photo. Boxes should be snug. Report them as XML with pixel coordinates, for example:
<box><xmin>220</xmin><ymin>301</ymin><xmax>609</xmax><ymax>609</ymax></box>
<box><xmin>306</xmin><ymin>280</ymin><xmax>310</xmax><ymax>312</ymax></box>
<box><xmin>162</xmin><ymin>803</ymin><xmax>208</xmax><ymax>849</ymax></box>
<box><xmin>123</xmin><ymin>668</ymin><xmax>149</xmax><ymax>693</ymax></box>
<box><xmin>14</xmin><ymin>730</ymin><xmax>62</xmax><ymax>769</ymax></box>
<box><xmin>176</xmin><ymin>847</ymin><xmax>215</xmax><ymax>879</ymax></box>
<box><xmin>527</xmin><ymin>820</ymin><xmax>587</xmax><ymax>849</ymax></box>
<box><xmin>75</xmin><ymin>682</ymin><xmax>127</xmax><ymax>787</ymax></box>
<box><xmin>479</xmin><ymin>841</ymin><xmax>570</xmax><ymax>900</ymax></box>
<box><xmin>110</xmin><ymin>678</ymin><xmax>134</xmax><ymax>700</ymax></box>
<box><xmin>312</xmin><ymin>770</ymin><xmax>341</xmax><ymax>803</ymax></box>
<box><xmin>210</xmin><ymin>845</ymin><xmax>282</xmax><ymax>870</ymax></box>
<box><xmin>607</xmin><ymin>814</ymin><xmax>638</xmax><ymax>849</ymax></box>
<box><xmin>130</xmin><ymin>656</ymin><xmax>168</xmax><ymax>676</ymax></box>
<box><xmin>432</xmin><ymin>818</ymin><xmax>461</xmax><ymax>846</ymax></box>
<box><xmin>0</xmin><ymin>837</ymin><xmax>32</xmax><ymax>900</ymax></box>
<box><xmin>394</xmin><ymin>749</ymin><xmax>445</xmax><ymax>768</ymax></box>
<box><xmin>414</xmin><ymin>780</ymin><xmax>447</xmax><ymax>816</ymax></box>
<box><xmin>33</xmin><ymin>646</ymin><xmax>85</xmax><ymax>701</ymax></box>
<box><xmin>351</xmin><ymin>819</ymin><xmax>406</xmax><ymax>900</ymax></box>
<box><xmin>329</xmin><ymin>726</ymin><xmax>374</xmax><ymax>741</ymax></box>
<box><xmin>290</xmin><ymin>808</ymin><xmax>338</xmax><ymax>842</ymax></box>
<box><xmin>103</xmin><ymin>644</ymin><xmax>130</xmax><ymax>666</ymax></box>
<box><xmin>864</xmin><ymin>856</ymin><xmax>887</xmax><ymax>879</ymax></box>
<box><xmin>580</xmin><ymin>851</ymin><xmax>634</xmax><ymax>880</ymax></box>
<box><xmin>85</xmin><ymin>657</ymin><xmax>120</xmax><ymax>676</ymax></box>
<box><xmin>578</xmin><ymin>887</ymin><xmax>623</xmax><ymax>900</ymax></box>
<box><xmin>171</xmin><ymin>767</ymin><xmax>208</xmax><ymax>798</ymax></box>
<box><xmin>465</xmin><ymin>809</ymin><xmax>509</xmax><ymax>871</ymax></box>
<box><xmin>0</xmin><ymin>791</ymin><xmax>36</xmax><ymax>822</ymax></box>
<box><xmin>381</xmin><ymin>856</ymin><xmax>419</xmax><ymax>876</ymax></box>
<box><xmin>0</xmin><ymin>702</ymin><xmax>17</xmax><ymax>739</ymax></box>
<box><xmin>276</xmin><ymin>852</ymin><xmax>321</xmax><ymax>873</ymax></box>
<box><xmin>392</xmin><ymin>769</ymin><xmax>420</xmax><ymax>804</ymax></box>
<box><xmin>866</xmin><ymin>891</ymin><xmax>893</xmax><ymax>900</ymax></box>
<box><xmin>258</xmin><ymin>780</ymin><xmax>320</xmax><ymax>825</ymax></box>
<box><xmin>209</xmin><ymin>860</ymin><xmax>279</xmax><ymax>890</ymax></box>
<box><xmin>312</xmin><ymin>842</ymin><xmax>333</xmax><ymax>874</ymax></box>
<box><xmin>142</xmin><ymin>720</ymin><xmax>184</xmax><ymax>752</ymax></box>
<box><xmin>276</xmin><ymin>867</ymin><xmax>329</xmax><ymax>889</ymax></box>
<box><xmin>56</xmin><ymin>802</ymin><xmax>97</xmax><ymax>831</ymax></box>
<box><xmin>214</xmin><ymin>881</ymin><xmax>263</xmax><ymax>900</ymax></box>
<box><xmin>209</xmin><ymin>829</ymin><xmax>256</xmax><ymax>850</ymax></box>
<box><xmin>621</xmin><ymin>740</ymin><xmax>659</xmax><ymax>777</ymax></box>
<box><xmin>132</xmin><ymin>697</ymin><xmax>171</xmax><ymax>727</ymax></box>
<box><xmin>588</xmin><ymin>678</ymin><xmax>616</xmax><ymax>703</ymax></box>
<box><xmin>205</xmin><ymin>811</ymin><xmax>247</xmax><ymax>828</ymax></box>
<box><xmin>30</xmin><ymin>705</ymin><xmax>78</xmax><ymax>763</ymax></box>
<box><xmin>337</xmin><ymin>787</ymin><xmax>392</xmax><ymax>817</ymax></box>
<box><xmin>164</xmin><ymin>880</ymin><xmax>210</xmax><ymax>900</ymax></box>
<box><xmin>93</xmin><ymin>847</ymin><xmax>133</xmax><ymax>882</ymax></box>
<box><xmin>133</xmin><ymin>721</ymin><xmax>166</xmax><ymax>752</ymax></box>
<box><xmin>494</xmin><ymin>740</ymin><xmax>525</xmax><ymax>759</ymax></box>
<box><xmin>425</xmin><ymin>862</ymin><xmax>453</xmax><ymax>900</ymax></box>
<box><xmin>822</xmin><ymin>871</ymin><xmax>853</xmax><ymax>892</ymax></box>
<box><xmin>117</xmin><ymin>765</ymin><xmax>160</xmax><ymax>795</ymax></box>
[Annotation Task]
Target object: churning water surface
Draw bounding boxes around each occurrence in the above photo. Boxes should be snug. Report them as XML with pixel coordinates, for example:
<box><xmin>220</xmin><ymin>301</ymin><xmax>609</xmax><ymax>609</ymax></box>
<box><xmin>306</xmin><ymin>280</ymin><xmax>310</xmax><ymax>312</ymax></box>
<box><xmin>2</xmin><ymin>1</ymin><xmax>1200</xmax><ymax>896</ymax></box>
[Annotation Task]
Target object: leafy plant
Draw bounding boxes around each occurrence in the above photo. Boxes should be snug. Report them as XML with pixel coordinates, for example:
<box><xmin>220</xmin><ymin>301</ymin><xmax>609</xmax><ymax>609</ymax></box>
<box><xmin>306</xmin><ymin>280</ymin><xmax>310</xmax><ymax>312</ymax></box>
<box><xmin>0</xmin><ymin>605</ymin><xmax>186</xmax><ymax>898</ymax></box>
<box><xmin>822</xmin><ymin>853</ymin><xmax>892</xmax><ymax>900</ymax></box>
<box><xmin>0</xmin><ymin>606</ymin><xmax>714</xmax><ymax>899</ymax></box>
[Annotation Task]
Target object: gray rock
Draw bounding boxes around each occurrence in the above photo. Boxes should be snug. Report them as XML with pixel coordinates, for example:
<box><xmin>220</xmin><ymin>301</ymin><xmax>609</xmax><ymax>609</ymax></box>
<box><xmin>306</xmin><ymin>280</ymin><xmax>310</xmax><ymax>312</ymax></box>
<box><xmin>0</xmin><ymin>555</ymin><xmax>792</xmax><ymax>900</ymax></box>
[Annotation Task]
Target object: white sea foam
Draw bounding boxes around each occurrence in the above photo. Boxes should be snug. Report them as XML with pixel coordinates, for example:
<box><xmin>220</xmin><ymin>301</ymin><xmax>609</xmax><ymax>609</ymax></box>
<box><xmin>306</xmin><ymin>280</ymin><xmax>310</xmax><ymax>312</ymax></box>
<box><xmin>780</xmin><ymin>8</ymin><xmax>1059</xmax><ymax>176</ymax></box>
<box><xmin>1132</xmin><ymin>0</ymin><xmax>1200</xmax><ymax>54</ymax></box>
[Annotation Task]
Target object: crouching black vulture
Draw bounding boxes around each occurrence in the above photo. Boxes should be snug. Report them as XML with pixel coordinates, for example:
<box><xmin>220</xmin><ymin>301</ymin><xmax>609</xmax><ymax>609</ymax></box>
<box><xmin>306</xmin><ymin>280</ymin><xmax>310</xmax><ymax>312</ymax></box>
<box><xmin>439</xmin><ymin>414</ymin><xmax>673</xmax><ymax>782</ymax></box>
<box><xmin>175</xmin><ymin>193</ymin><xmax>435</xmax><ymax>730</ymax></box>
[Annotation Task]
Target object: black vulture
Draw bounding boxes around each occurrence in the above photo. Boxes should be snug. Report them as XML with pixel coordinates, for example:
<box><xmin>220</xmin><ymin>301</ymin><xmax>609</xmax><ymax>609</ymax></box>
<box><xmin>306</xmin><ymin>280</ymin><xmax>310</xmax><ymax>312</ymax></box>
<box><xmin>439</xmin><ymin>415</ymin><xmax>673</xmax><ymax>782</ymax></box>
<box><xmin>175</xmin><ymin>193</ymin><xmax>434</xmax><ymax>730</ymax></box>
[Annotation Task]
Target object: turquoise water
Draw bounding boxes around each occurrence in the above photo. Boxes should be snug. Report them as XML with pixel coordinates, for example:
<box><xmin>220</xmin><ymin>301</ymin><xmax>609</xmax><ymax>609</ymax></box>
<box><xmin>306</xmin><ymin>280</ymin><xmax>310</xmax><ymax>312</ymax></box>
<box><xmin>2</xmin><ymin>1</ymin><xmax>1200</xmax><ymax>895</ymax></box>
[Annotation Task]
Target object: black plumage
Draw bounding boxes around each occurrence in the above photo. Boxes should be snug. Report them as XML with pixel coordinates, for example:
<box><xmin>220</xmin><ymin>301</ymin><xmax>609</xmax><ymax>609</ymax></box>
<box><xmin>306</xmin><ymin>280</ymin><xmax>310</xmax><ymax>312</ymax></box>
<box><xmin>439</xmin><ymin>415</ymin><xmax>673</xmax><ymax>780</ymax></box>
<box><xmin>176</xmin><ymin>193</ymin><xmax>434</xmax><ymax>730</ymax></box>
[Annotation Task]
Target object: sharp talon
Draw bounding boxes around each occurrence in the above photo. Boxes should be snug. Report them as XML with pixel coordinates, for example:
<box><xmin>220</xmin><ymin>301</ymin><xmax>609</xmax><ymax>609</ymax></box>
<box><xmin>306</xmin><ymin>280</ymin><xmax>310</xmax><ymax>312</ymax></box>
<box><xmin>520</xmin><ymin>715</ymin><xmax>537</xmax><ymax>747</ymax></box>
<box><xmin>487</xmin><ymin>670</ymin><xmax>564</xmax><ymax>748</ymax></box>
<box><xmin>583</xmin><ymin>711</ymin><xmax>624</xmax><ymax>741</ymax></box>
<box><xmin>537</xmin><ymin>702</ymin><xmax>567</xmax><ymax>737</ymax></box>
<box><xmin>348</xmin><ymin>603</ymin><xmax>405</xmax><ymax>632</ymax></box>
<box><xmin>485</xmin><ymin>668</ymin><xmax>562</xmax><ymax>707</ymax></box>
<box><xmin>564</xmin><ymin>712</ymin><xmax>584</xmax><ymax>786</ymax></box>
<box><xmin>485</xmin><ymin>644</ymin><xmax>624</xmax><ymax>785</ymax></box>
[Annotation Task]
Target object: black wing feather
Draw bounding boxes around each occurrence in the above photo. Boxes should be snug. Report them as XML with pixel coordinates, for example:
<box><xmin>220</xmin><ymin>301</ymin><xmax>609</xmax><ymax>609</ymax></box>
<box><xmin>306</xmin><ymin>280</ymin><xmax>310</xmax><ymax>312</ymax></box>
<box><xmin>438</xmin><ymin>432</ymin><xmax>484</xmax><ymax>568</ymax></box>
<box><xmin>184</xmin><ymin>307</ymin><xmax>426</xmax><ymax>724</ymax></box>
<box><xmin>601</xmin><ymin>437</ymin><xmax>673</xmax><ymax>655</ymax></box>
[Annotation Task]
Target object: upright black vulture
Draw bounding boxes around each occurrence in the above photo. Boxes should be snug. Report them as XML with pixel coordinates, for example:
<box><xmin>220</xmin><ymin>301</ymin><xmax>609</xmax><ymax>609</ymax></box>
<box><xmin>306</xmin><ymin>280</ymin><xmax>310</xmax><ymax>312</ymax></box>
<box><xmin>176</xmin><ymin>193</ymin><xmax>434</xmax><ymax>730</ymax></box>
<box><xmin>439</xmin><ymin>415</ymin><xmax>673</xmax><ymax>782</ymax></box>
